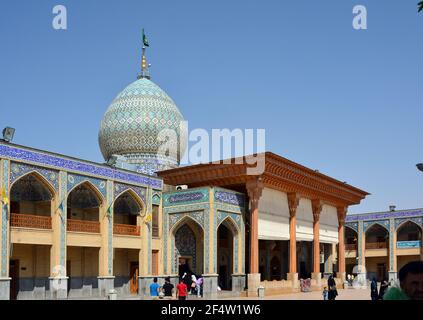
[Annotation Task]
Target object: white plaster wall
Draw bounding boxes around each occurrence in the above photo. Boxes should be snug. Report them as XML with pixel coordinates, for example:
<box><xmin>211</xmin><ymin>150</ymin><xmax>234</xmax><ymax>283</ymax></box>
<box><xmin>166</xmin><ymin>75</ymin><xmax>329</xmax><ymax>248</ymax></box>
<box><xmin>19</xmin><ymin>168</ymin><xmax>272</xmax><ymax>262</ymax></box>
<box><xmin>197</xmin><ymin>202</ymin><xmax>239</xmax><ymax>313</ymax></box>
<box><xmin>319</xmin><ymin>205</ymin><xmax>339</xmax><ymax>244</ymax></box>
<box><xmin>296</xmin><ymin>198</ymin><xmax>314</xmax><ymax>241</ymax></box>
<box><xmin>258</xmin><ymin>188</ymin><xmax>290</xmax><ymax>240</ymax></box>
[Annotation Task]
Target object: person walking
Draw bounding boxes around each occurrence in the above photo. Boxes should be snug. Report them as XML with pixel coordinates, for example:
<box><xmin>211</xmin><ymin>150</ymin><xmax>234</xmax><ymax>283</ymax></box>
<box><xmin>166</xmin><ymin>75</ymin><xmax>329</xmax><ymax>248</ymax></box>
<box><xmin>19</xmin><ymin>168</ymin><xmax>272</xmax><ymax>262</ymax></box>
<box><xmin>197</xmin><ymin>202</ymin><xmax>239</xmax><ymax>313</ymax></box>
<box><xmin>149</xmin><ymin>277</ymin><xmax>160</xmax><ymax>299</ymax></box>
<box><xmin>370</xmin><ymin>278</ymin><xmax>379</xmax><ymax>301</ymax></box>
<box><xmin>327</xmin><ymin>274</ymin><xmax>338</xmax><ymax>300</ymax></box>
<box><xmin>196</xmin><ymin>277</ymin><xmax>203</xmax><ymax>298</ymax></box>
<box><xmin>190</xmin><ymin>274</ymin><xmax>197</xmax><ymax>295</ymax></box>
<box><xmin>176</xmin><ymin>278</ymin><xmax>188</xmax><ymax>300</ymax></box>
<box><xmin>162</xmin><ymin>276</ymin><xmax>175</xmax><ymax>300</ymax></box>
<box><xmin>322</xmin><ymin>287</ymin><xmax>329</xmax><ymax>300</ymax></box>
<box><xmin>378</xmin><ymin>280</ymin><xmax>389</xmax><ymax>300</ymax></box>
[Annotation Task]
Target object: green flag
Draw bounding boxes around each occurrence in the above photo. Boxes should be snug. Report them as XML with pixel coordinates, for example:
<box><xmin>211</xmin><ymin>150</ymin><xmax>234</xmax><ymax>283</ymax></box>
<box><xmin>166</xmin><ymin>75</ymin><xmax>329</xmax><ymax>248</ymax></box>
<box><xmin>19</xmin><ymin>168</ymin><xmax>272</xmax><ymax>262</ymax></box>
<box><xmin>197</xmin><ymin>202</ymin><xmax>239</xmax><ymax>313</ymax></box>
<box><xmin>142</xmin><ymin>29</ymin><xmax>149</xmax><ymax>47</ymax></box>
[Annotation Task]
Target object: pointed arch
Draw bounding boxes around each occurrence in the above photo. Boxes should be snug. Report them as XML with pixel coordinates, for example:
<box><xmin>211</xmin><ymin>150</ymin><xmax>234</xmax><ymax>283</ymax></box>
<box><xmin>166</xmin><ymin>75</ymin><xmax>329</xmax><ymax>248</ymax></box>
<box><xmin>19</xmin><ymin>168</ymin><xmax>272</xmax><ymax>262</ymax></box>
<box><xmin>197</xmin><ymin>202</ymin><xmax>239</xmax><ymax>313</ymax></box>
<box><xmin>218</xmin><ymin>215</ymin><xmax>240</xmax><ymax>236</ymax></box>
<box><xmin>114</xmin><ymin>188</ymin><xmax>145</xmax><ymax>216</ymax></box>
<box><xmin>10</xmin><ymin>171</ymin><xmax>56</xmax><ymax>201</ymax></box>
<box><xmin>345</xmin><ymin>225</ymin><xmax>358</xmax><ymax>235</ymax></box>
<box><xmin>67</xmin><ymin>180</ymin><xmax>104</xmax><ymax>205</ymax></box>
<box><xmin>365</xmin><ymin>222</ymin><xmax>389</xmax><ymax>235</ymax></box>
<box><xmin>170</xmin><ymin>214</ymin><xmax>205</xmax><ymax>235</ymax></box>
<box><xmin>396</xmin><ymin>219</ymin><xmax>423</xmax><ymax>233</ymax></box>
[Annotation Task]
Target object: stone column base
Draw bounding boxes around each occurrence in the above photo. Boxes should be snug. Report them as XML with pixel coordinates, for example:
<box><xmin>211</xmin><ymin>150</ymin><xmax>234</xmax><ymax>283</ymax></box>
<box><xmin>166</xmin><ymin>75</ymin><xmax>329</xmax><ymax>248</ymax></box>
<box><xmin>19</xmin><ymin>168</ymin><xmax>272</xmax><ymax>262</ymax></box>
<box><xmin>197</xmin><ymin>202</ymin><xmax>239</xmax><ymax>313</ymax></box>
<box><xmin>232</xmin><ymin>274</ymin><xmax>246</xmax><ymax>292</ymax></box>
<box><xmin>202</xmin><ymin>274</ymin><xmax>218</xmax><ymax>299</ymax></box>
<box><xmin>49</xmin><ymin>277</ymin><xmax>68</xmax><ymax>299</ymax></box>
<box><xmin>0</xmin><ymin>278</ymin><xmax>11</xmax><ymax>300</ymax></box>
<box><xmin>352</xmin><ymin>272</ymin><xmax>368</xmax><ymax>289</ymax></box>
<box><xmin>98</xmin><ymin>276</ymin><xmax>115</xmax><ymax>298</ymax></box>
<box><xmin>247</xmin><ymin>273</ymin><xmax>261</xmax><ymax>297</ymax></box>
<box><xmin>388</xmin><ymin>271</ymin><xmax>398</xmax><ymax>283</ymax></box>
<box><xmin>138</xmin><ymin>276</ymin><xmax>155</xmax><ymax>299</ymax></box>
<box><xmin>287</xmin><ymin>273</ymin><xmax>299</xmax><ymax>290</ymax></box>
<box><xmin>311</xmin><ymin>272</ymin><xmax>322</xmax><ymax>290</ymax></box>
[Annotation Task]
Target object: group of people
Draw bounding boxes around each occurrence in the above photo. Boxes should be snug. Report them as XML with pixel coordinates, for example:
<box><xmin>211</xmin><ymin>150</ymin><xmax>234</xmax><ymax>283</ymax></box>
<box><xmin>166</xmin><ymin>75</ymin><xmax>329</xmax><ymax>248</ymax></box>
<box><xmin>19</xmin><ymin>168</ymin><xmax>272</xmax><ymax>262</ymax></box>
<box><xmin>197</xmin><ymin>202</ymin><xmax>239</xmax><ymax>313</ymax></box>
<box><xmin>149</xmin><ymin>274</ymin><xmax>204</xmax><ymax>300</ymax></box>
<box><xmin>322</xmin><ymin>274</ymin><xmax>338</xmax><ymax>300</ymax></box>
<box><xmin>370</xmin><ymin>278</ymin><xmax>390</xmax><ymax>300</ymax></box>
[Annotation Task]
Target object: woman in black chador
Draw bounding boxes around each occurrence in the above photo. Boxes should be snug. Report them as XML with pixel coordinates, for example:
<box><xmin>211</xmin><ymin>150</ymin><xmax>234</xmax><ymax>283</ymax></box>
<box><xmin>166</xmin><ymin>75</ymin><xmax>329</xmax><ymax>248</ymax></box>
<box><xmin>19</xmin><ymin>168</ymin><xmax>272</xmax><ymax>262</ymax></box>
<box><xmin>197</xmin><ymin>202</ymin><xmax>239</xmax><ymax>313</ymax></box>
<box><xmin>327</xmin><ymin>274</ymin><xmax>338</xmax><ymax>300</ymax></box>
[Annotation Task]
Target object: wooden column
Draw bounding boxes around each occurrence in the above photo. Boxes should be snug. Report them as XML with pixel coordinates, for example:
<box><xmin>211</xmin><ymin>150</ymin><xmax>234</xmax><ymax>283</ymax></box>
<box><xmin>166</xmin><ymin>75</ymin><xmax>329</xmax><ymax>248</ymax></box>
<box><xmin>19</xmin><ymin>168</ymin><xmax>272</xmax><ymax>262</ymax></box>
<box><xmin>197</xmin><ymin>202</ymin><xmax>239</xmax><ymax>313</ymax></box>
<box><xmin>337</xmin><ymin>206</ymin><xmax>347</xmax><ymax>282</ymax></box>
<box><xmin>288</xmin><ymin>193</ymin><xmax>300</xmax><ymax>274</ymax></box>
<box><xmin>246</xmin><ymin>179</ymin><xmax>263</xmax><ymax>275</ymax></box>
<box><xmin>312</xmin><ymin>200</ymin><xmax>322</xmax><ymax>274</ymax></box>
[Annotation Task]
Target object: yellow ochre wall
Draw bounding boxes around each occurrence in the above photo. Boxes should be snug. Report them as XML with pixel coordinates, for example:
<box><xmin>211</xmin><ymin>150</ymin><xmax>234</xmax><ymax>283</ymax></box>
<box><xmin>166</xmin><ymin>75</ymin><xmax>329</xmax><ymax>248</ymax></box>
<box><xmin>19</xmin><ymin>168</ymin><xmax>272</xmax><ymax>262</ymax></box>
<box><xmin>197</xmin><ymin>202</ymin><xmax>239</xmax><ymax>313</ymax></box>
<box><xmin>10</xmin><ymin>244</ymin><xmax>50</xmax><ymax>277</ymax></box>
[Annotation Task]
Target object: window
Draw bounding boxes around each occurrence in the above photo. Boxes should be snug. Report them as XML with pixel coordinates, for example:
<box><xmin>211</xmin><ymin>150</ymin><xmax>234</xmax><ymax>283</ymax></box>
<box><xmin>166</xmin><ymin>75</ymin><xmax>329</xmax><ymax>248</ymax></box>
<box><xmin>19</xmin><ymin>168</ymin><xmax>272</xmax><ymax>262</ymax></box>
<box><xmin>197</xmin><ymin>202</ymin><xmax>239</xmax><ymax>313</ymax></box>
<box><xmin>152</xmin><ymin>205</ymin><xmax>159</xmax><ymax>238</ymax></box>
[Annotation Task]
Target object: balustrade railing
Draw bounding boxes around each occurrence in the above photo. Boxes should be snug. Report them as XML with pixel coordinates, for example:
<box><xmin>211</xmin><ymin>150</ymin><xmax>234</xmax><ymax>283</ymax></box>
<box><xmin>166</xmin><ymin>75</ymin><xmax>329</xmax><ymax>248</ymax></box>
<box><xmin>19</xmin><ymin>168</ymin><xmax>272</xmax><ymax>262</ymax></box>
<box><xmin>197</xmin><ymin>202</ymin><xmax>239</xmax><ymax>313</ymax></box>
<box><xmin>67</xmin><ymin>219</ymin><xmax>100</xmax><ymax>233</ymax></box>
<box><xmin>365</xmin><ymin>242</ymin><xmax>387</xmax><ymax>249</ymax></box>
<box><xmin>113</xmin><ymin>223</ymin><xmax>140</xmax><ymax>236</ymax></box>
<box><xmin>11</xmin><ymin>213</ymin><xmax>52</xmax><ymax>230</ymax></box>
<box><xmin>345</xmin><ymin>244</ymin><xmax>357</xmax><ymax>251</ymax></box>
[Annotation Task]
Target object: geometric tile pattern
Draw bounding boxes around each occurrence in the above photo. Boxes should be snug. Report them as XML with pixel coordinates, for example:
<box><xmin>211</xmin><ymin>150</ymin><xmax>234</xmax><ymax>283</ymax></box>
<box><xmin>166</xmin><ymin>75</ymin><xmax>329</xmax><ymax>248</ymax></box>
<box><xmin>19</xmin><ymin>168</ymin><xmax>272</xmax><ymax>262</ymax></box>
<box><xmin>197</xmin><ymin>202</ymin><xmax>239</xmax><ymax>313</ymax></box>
<box><xmin>98</xmin><ymin>78</ymin><xmax>186</xmax><ymax>175</ymax></box>
<box><xmin>67</xmin><ymin>173</ymin><xmax>107</xmax><ymax>199</ymax></box>
<box><xmin>363</xmin><ymin>219</ymin><xmax>390</xmax><ymax>233</ymax></box>
<box><xmin>395</xmin><ymin>217</ymin><xmax>423</xmax><ymax>230</ymax></box>
<box><xmin>0</xmin><ymin>144</ymin><xmax>162</xmax><ymax>189</ymax></box>
<box><xmin>113</xmin><ymin>182</ymin><xmax>146</xmax><ymax>206</ymax></box>
<box><xmin>1</xmin><ymin>160</ymin><xmax>9</xmax><ymax>277</ymax></box>
<box><xmin>10</xmin><ymin>162</ymin><xmax>59</xmax><ymax>192</ymax></box>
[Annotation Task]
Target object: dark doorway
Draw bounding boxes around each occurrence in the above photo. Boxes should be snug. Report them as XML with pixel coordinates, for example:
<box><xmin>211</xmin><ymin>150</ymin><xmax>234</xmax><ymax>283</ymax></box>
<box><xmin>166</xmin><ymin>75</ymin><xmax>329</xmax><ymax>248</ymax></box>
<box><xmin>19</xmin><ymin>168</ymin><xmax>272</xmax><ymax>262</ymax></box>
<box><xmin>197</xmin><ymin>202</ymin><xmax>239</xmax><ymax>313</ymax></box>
<box><xmin>9</xmin><ymin>260</ymin><xmax>19</xmax><ymax>300</ymax></box>
<box><xmin>129</xmin><ymin>262</ymin><xmax>139</xmax><ymax>294</ymax></box>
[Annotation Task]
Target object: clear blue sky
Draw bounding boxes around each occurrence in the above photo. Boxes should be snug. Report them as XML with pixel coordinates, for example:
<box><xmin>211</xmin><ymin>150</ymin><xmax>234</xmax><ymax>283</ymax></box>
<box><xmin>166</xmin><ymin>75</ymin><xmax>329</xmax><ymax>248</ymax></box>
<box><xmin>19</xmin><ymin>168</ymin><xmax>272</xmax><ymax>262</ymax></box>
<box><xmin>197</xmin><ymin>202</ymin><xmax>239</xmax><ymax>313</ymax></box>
<box><xmin>0</xmin><ymin>0</ymin><xmax>422</xmax><ymax>214</ymax></box>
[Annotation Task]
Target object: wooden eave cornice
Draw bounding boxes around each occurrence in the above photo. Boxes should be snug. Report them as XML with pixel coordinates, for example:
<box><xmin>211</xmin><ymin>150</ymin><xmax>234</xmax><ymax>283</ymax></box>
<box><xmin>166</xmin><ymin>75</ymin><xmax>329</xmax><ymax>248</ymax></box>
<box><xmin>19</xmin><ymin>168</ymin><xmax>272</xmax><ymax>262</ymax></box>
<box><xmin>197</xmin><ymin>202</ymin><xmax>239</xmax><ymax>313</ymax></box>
<box><xmin>158</xmin><ymin>152</ymin><xmax>369</xmax><ymax>207</ymax></box>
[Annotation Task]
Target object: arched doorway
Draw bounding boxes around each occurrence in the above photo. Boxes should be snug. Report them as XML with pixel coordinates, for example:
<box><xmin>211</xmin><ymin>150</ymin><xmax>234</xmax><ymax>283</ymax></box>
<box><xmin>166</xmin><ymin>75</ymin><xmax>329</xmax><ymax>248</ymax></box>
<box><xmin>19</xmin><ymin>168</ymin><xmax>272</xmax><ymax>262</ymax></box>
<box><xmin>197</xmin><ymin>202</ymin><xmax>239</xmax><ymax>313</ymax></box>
<box><xmin>113</xmin><ymin>191</ymin><xmax>143</xmax><ymax>295</ymax></box>
<box><xmin>66</xmin><ymin>182</ymin><xmax>103</xmax><ymax>298</ymax></box>
<box><xmin>173</xmin><ymin>218</ymin><xmax>204</xmax><ymax>278</ymax></box>
<box><xmin>365</xmin><ymin>224</ymin><xmax>389</xmax><ymax>282</ymax></box>
<box><xmin>217</xmin><ymin>223</ymin><xmax>233</xmax><ymax>290</ymax></box>
<box><xmin>396</xmin><ymin>221</ymin><xmax>422</xmax><ymax>271</ymax></box>
<box><xmin>345</xmin><ymin>226</ymin><xmax>358</xmax><ymax>276</ymax></box>
<box><xmin>9</xmin><ymin>173</ymin><xmax>55</xmax><ymax>300</ymax></box>
<box><xmin>113</xmin><ymin>191</ymin><xmax>142</xmax><ymax>234</ymax></box>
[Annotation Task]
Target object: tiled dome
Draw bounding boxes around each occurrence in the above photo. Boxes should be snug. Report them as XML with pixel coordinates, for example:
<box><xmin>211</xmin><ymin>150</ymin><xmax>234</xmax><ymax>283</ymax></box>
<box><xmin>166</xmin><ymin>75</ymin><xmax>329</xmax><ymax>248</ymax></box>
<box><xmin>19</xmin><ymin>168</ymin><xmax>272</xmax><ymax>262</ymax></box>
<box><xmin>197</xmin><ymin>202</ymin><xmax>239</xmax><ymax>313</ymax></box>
<box><xmin>98</xmin><ymin>78</ymin><xmax>186</xmax><ymax>175</ymax></box>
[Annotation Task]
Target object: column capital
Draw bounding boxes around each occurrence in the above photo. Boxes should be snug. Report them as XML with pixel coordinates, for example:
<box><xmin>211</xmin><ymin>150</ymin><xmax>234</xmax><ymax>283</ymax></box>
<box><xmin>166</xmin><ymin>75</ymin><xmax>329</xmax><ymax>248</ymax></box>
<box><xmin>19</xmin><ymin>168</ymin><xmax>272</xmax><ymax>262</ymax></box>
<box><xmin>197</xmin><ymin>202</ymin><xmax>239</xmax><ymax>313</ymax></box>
<box><xmin>288</xmin><ymin>193</ymin><xmax>300</xmax><ymax>218</ymax></box>
<box><xmin>311</xmin><ymin>199</ymin><xmax>323</xmax><ymax>222</ymax></box>
<box><xmin>337</xmin><ymin>206</ymin><xmax>347</xmax><ymax>225</ymax></box>
<box><xmin>246</xmin><ymin>178</ymin><xmax>264</xmax><ymax>205</ymax></box>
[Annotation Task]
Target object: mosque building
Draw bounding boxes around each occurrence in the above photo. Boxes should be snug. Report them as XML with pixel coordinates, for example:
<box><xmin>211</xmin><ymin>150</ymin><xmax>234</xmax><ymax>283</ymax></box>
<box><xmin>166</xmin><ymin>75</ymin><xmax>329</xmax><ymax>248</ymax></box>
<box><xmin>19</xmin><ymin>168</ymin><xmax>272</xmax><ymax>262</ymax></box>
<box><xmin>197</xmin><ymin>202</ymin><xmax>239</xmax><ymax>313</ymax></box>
<box><xmin>4</xmin><ymin>35</ymin><xmax>418</xmax><ymax>300</ymax></box>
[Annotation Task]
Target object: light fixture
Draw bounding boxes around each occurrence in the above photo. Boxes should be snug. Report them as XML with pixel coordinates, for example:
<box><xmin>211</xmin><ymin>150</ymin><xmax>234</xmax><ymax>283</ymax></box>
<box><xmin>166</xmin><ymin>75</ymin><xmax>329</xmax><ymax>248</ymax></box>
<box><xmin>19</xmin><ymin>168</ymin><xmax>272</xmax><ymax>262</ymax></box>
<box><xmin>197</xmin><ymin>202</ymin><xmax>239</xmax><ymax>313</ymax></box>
<box><xmin>2</xmin><ymin>127</ymin><xmax>15</xmax><ymax>143</ymax></box>
<box><xmin>417</xmin><ymin>164</ymin><xmax>423</xmax><ymax>172</ymax></box>
<box><xmin>107</xmin><ymin>155</ymin><xmax>118</xmax><ymax>166</ymax></box>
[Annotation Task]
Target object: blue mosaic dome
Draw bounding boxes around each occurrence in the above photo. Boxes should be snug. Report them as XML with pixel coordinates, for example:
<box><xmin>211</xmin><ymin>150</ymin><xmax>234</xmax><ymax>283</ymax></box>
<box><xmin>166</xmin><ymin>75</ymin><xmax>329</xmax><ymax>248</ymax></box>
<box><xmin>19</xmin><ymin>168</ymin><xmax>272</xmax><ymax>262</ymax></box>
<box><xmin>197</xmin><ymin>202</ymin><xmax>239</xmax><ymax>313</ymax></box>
<box><xmin>98</xmin><ymin>78</ymin><xmax>186</xmax><ymax>175</ymax></box>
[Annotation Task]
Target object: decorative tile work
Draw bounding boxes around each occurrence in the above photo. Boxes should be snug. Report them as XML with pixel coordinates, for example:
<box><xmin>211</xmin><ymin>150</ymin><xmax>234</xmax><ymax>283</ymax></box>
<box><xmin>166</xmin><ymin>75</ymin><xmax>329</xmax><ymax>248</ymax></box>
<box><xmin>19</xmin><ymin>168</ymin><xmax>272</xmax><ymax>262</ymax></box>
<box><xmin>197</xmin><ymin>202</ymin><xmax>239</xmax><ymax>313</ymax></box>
<box><xmin>363</xmin><ymin>220</ymin><xmax>390</xmax><ymax>233</ymax></box>
<box><xmin>0</xmin><ymin>144</ymin><xmax>162</xmax><ymax>189</ymax></box>
<box><xmin>169</xmin><ymin>212</ymin><xmax>205</xmax><ymax>231</ymax></box>
<box><xmin>113</xmin><ymin>182</ymin><xmax>146</xmax><ymax>206</ymax></box>
<box><xmin>152</xmin><ymin>193</ymin><xmax>161</xmax><ymax>206</ymax></box>
<box><xmin>67</xmin><ymin>174</ymin><xmax>107</xmax><ymax>199</ymax></box>
<box><xmin>346</xmin><ymin>209</ymin><xmax>423</xmax><ymax>222</ymax></box>
<box><xmin>214</xmin><ymin>189</ymin><xmax>245</xmax><ymax>207</ymax></box>
<box><xmin>107</xmin><ymin>181</ymin><xmax>114</xmax><ymax>275</ymax></box>
<box><xmin>175</xmin><ymin>224</ymin><xmax>197</xmax><ymax>272</ymax></box>
<box><xmin>345</xmin><ymin>222</ymin><xmax>359</xmax><ymax>233</ymax></box>
<box><xmin>163</xmin><ymin>189</ymin><xmax>209</xmax><ymax>207</ymax></box>
<box><xmin>59</xmin><ymin>172</ymin><xmax>67</xmax><ymax>268</ymax></box>
<box><xmin>395</xmin><ymin>217</ymin><xmax>423</xmax><ymax>230</ymax></box>
<box><xmin>215</xmin><ymin>211</ymin><xmax>242</xmax><ymax>275</ymax></box>
<box><xmin>389</xmin><ymin>219</ymin><xmax>395</xmax><ymax>272</ymax></box>
<box><xmin>397</xmin><ymin>241</ymin><xmax>421</xmax><ymax>249</ymax></box>
<box><xmin>1</xmin><ymin>160</ymin><xmax>9</xmax><ymax>277</ymax></box>
<box><xmin>357</xmin><ymin>221</ymin><xmax>363</xmax><ymax>268</ymax></box>
<box><xmin>10</xmin><ymin>162</ymin><xmax>59</xmax><ymax>192</ymax></box>
<box><xmin>147</xmin><ymin>187</ymin><xmax>152</xmax><ymax>275</ymax></box>
<box><xmin>98</xmin><ymin>78</ymin><xmax>186</xmax><ymax>175</ymax></box>
<box><xmin>216</xmin><ymin>211</ymin><xmax>242</xmax><ymax>230</ymax></box>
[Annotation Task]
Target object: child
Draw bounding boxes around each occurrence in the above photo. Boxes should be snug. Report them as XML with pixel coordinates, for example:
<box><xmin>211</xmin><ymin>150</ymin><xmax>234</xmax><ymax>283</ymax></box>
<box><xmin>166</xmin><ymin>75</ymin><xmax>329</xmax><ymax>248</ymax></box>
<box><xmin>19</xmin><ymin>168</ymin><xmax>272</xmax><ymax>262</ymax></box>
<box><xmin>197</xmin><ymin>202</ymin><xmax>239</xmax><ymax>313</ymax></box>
<box><xmin>322</xmin><ymin>287</ymin><xmax>329</xmax><ymax>300</ymax></box>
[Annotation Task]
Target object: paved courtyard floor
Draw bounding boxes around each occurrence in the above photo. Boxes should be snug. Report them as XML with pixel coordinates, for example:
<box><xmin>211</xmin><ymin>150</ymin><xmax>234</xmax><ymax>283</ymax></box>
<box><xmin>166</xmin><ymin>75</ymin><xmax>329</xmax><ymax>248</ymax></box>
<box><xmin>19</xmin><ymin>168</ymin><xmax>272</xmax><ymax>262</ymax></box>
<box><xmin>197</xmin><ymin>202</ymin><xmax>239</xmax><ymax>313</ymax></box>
<box><xmin>224</xmin><ymin>288</ymin><xmax>371</xmax><ymax>300</ymax></box>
